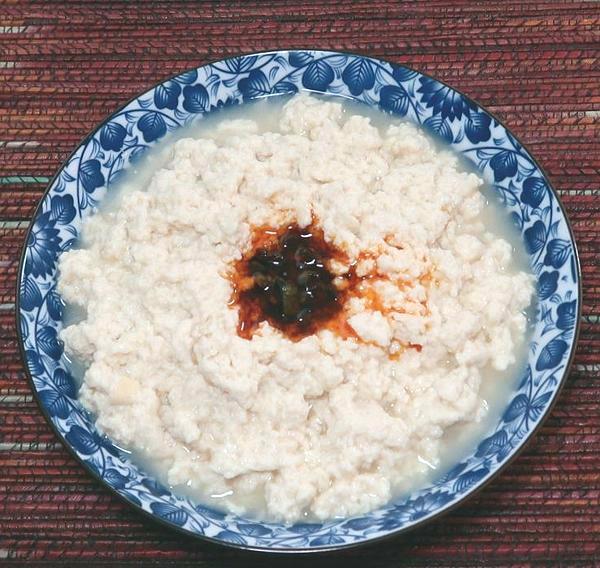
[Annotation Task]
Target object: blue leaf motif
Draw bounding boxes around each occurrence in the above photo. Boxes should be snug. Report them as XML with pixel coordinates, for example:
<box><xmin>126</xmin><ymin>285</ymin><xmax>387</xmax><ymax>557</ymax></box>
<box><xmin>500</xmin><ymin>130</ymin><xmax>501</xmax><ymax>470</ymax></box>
<box><xmin>123</xmin><ymin>490</ymin><xmax>142</xmax><ymax>507</ymax></box>
<box><xmin>61</xmin><ymin>238</ymin><xmax>76</xmax><ymax>253</ymax></box>
<box><xmin>288</xmin><ymin>523</ymin><xmax>322</xmax><ymax>534</ymax></box>
<box><xmin>79</xmin><ymin>159</ymin><xmax>105</xmax><ymax>193</ymax></box>
<box><xmin>503</xmin><ymin>393</ymin><xmax>529</xmax><ymax>422</ymax></box>
<box><xmin>424</xmin><ymin>115</ymin><xmax>453</xmax><ymax>143</ymax></box>
<box><xmin>524</xmin><ymin>220</ymin><xmax>546</xmax><ymax>254</ymax></box>
<box><xmin>46</xmin><ymin>289</ymin><xmax>63</xmax><ymax>321</ymax></box>
<box><xmin>149</xmin><ymin>502</ymin><xmax>189</xmax><ymax>527</ymax></box>
<box><xmin>87</xmin><ymin>136</ymin><xmax>102</xmax><ymax>160</ymax></box>
<box><xmin>237</xmin><ymin>70</ymin><xmax>270</xmax><ymax>100</ymax></box>
<box><xmin>141</xmin><ymin>478</ymin><xmax>170</xmax><ymax>497</ymax></box>
<box><xmin>215</xmin><ymin>530</ymin><xmax>247</xmax><ymax>545</ymax></box>
<box><xmin>129</xmin><ymin>145</ymin><xmax>147</xmax><ymax>164</ymax></box>
<box><xmin>504</xmin><ymin>391</ymin><xmax>554</xmax><ymax>424</ymax></box>
<box><xmin>66</xmin><ymin>425</ymin><xmax>99</xmax><ymax>455</ymax></box>
<box><xmin>489</xmin><ymin>150</ymin><xmax>518</xmax><ymax>182</ymax></box>
<box><xmin>225</xmin><ymin>55</ymin><xmax>258</xmax><ymax>73</ymax></box>
<box><xmin>104</xmin><ymin>468</ymin><xmax>129</xmax><ymax>489</ymax></box>
<box><xmin>195</xmin><ymin>504</ymin><xmax>226</xmax><ymax>520</ymax></box>
<box><xmin>137</xmin><ymin>112</ymin><xmax>167</xmax><ymax>143</ymax></box>
<box><xmin>556</xmin><ymin>300</ymin><xmax>577</xmax><ymax>330</ymax></box>
<box><xmin>209</xmin><ymin>96</ymin><xmax>239</xmax><ymax>113</ymax></box>
<box><xmin>342</xmin><ymin>516</ymin><xmax>377</xmax><ymax>530</ymax></box>
<box><xmin>98</xmin><ymin>435</ymin><xmax>119</xmax><ymax>457</ymax></box>
<box><xmin>475</xmin><ymin>430</ymin><xmax>508</xmax><ymax>457</ymax></box>
<box><xmin>20</xmin><ymin>278</ymin><xmax>42</xmax><ymax>311</ymax></box>
<box><xmin>521</xmin><ymin>176</ymin><xmax>547</xmax><ymax>209</ymax></box>
<box><xmin>310</xmin><ymin>533</ymin><xmax>345</xmax><ymax>546</ymax></box>
<box><xmin>272</xmin><ymin>81</ymin><xmax>298</xmax><ymax>94</ymax></box>
<box><xmin>25</xmin><ymin>211</ymin><xmax>60</xmax><ymax>277</ymax></box>
<box><xmin>417</xmin><ymin>77</ymin><xmax>474</xmax><ymax>121</ymax></box>
<box><xmin>341</xmin><ymin>58</ymin><xmax>375</xmax><ymax>96</ymax></box>
<box><xmin>236</xmin><ymin>523</ymin><xmax>272</xmax><ymax>537</ymax></box>
<box><xmin>138</xmin><ymin>96</ymin><xmax>153</xmax><ymax>110</ymax></box>
<box><xmin>544</xmin><ymin>239</ymin><xmax>571</xmax><ymax>269</ymax></box>
<box><xmin>109</xmin><ymin>166</ymin><xmax>126</xmax><ymax>187</ymax></box>
<box><xmin>99</xmin><ymin>123</ymin><xmax>127</xmax><ymax>152</ymax></box>
<box><xmin>538</xmin><ymin>271</ymin><xmax>559</xmax><ymax>300</ymax></box>
<box><xmin>50</xmin><ymin>194</ymin><xmax>76</xmax><ymax>224</ymax></box>
<box><xmin>38</xmin><ymin>388</ymin><xmax>70</xmax><ymax>419</ymax></box>
<box><xmin>302</xmin><ymin>60</ymin><xmax>334</xmax><ymax>92</ymax></box>
<box><xmin>518</xmin><ymin>366</ymin><xmax>532</xmax><ymax>389</ymax></box>
<box><xmin>182</xmin><ymin>84</ymin><xmax>209</xmax><ymax>113</ymax></box>
<box><xmin>536</xmin><ymin>339</ymin><xmax>568</xmax><ymax>371</ymax></box>
<box><xmin>453</xmin><ymin>467</ymin><xmax>489</xmax><ymax>493</ymax></box>
<box><xmin>20</xmin><ymin>314</ymin><xmax>28</xmax><ymax>340</ymax></box>
<box><xmin>289</xmin><ymin>51</ymin><xmax>313</xmax><ymax>67</ymax></box>
<box><xmin>529</xmin><ymin>392</ymin><xmax>553</xmax><ymax>420</ymax></box>
<box><xmin>37</xmin><ymin>326</ymin><xmax>63</xmax><ymax>360</ymax></box>
<box><xmin>174</xmin><ymin>69</ymin><xmax>198</xmax><ymax>84</ymax></box>
<box><xmin>465</xmin><ymin>112</ymin><xmax>491</xmax><ymax>143</ymax></box>
<box><xmin>398</xmin><ymin>492</ymin><xmax>453</xmax><ymax>521</ymax></box>
<box><xmin>26</xmin><ymin>349</ymin><xmax>43</xmax><ymax>375</ymax></box>
<box><xmin>505</xmin><ymin>130</ymin><xmax>522</xmax><ymax>152</ymax></box>
<box><xmin>510</xmin><ymin>211</ymin><xmax>523</xmax><ymax>230</ymax></box>
<box><xmin>379</xmin><ymin>516</ymin><xmax>401</xmax><ymax>531</ymax></box>
<box><xmin>392</xmin><ymin>65</ymin><xmax>418</xmax><ymax>83</ymax></box>
<box><xmin>379</xmin><ymin>85</ymin><xmax>409</xmax><ymax>116</ymax></box>
<box><xmin>153</xmin><ymin>81</ymin><xmax>181</xmax><ymax>110</ymax></box>
<box><xmin>53</xmin><ymin>367</ymin><xmax>77</xmax><ymax>398</ymax></box>
<box><xmin>437</xmin><ymin>462</ymin><xmax>468</xmax><ymax>484</ymax></box>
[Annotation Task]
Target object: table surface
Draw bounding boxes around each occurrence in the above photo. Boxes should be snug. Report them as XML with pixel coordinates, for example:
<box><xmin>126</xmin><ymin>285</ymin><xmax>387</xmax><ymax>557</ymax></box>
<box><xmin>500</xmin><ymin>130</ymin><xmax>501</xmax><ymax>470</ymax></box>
<box><xmin>0</xmin><ymin>1</ymin><xmax>598</xmax><ymax>566</ymax></box>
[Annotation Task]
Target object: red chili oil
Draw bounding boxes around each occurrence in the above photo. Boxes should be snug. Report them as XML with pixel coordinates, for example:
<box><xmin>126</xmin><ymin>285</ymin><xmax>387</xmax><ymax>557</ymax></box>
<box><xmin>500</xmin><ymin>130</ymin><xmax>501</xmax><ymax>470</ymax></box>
<box><xmin>229</xmin><ymin>221</ymin><xmax>424</xmax><ymax>352</ymax></box>
<box><xmin>230</xmin><ymin>222</ymin><xmax>358</xmax><ymax>341</ymax></box>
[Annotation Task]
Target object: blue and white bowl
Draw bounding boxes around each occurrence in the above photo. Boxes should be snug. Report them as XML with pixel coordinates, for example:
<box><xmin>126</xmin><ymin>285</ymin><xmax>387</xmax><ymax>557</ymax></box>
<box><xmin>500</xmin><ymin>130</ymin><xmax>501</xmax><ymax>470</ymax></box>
<box><xmin>17</xmin><ymin>50</ymin><xmax>581</xmax><ymax>552</ymax></box>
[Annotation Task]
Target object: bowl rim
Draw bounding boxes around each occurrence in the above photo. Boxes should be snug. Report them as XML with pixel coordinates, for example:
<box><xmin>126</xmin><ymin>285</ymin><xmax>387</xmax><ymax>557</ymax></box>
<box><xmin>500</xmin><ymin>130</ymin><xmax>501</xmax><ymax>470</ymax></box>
<box><xmin>15</xmin><ymin>48</ymin><xmax>583</xmax><ymax>554</ymax></box>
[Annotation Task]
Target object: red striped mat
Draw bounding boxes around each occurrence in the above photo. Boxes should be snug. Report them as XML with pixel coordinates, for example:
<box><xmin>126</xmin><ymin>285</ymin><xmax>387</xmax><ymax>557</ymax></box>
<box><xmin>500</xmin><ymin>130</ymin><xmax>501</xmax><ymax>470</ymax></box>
<box><xmin>0</xmin><ymin>1</ymin><xmax>598</xmax><ymax>565</ymax></box>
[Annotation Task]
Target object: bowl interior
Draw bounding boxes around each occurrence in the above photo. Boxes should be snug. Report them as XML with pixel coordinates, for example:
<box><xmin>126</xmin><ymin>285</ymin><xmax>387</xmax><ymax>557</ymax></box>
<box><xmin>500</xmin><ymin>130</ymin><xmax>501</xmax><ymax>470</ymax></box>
<box><xmin>17</xmin><ymin>50</ymin><xmax>580</xmax><ymax>551</ymax></box>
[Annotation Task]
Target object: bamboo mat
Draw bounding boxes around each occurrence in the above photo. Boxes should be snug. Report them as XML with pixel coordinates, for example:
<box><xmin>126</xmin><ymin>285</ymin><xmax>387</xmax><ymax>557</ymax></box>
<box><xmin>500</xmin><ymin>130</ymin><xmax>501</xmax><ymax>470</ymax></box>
<box><xmin>0</xmin><ymin>1</ymin><xmax>598</xmax><ymax>566</ymax></box>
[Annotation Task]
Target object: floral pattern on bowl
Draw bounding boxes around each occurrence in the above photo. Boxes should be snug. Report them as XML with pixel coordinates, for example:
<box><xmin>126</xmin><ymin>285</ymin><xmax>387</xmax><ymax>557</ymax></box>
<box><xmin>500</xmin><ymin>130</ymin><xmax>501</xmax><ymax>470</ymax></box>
<box><xmin>17</xmin><ymin>50</ymin><xmax>580</xmax><ymax>552</ymax></box>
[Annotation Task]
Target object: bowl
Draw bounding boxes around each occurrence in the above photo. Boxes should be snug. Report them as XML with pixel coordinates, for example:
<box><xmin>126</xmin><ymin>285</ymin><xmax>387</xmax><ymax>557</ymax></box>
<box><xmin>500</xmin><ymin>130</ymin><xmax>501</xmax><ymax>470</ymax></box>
<box><xmin>16</xmin><ymin>50</ymin><xmax>581</xmax><ymax>552</ymax></box>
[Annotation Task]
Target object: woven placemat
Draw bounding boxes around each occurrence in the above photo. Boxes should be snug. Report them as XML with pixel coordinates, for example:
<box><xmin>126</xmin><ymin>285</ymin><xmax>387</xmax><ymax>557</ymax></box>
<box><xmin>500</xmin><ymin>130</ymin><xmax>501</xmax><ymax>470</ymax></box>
<box><xmin>0</xmin><ymin>1</ymin><xmax>598</xmax><ymax>566</ymax></box>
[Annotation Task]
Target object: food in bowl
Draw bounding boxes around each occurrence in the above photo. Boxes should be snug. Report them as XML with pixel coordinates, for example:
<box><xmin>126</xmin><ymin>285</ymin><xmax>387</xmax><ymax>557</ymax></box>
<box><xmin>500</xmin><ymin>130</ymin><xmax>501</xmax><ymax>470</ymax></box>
<box><xmin>57</xmin><ymin>94</ymin><xmax>534</xmax><ymax>523</ymax></box>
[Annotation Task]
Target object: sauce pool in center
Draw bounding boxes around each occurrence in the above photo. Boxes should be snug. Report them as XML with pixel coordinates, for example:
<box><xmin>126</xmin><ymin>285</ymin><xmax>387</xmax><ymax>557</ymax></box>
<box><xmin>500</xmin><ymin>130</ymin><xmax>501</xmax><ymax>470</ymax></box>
<box><xmin>231</xmin><ymin>223</ymin><xmax>352</xmax><ymax>341</ymax></box>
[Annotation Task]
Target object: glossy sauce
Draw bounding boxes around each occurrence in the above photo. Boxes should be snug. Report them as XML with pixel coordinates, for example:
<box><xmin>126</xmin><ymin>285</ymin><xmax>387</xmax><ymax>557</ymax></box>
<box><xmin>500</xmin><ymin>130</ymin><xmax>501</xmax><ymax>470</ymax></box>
<box><xmin>230</xmin><ymin>222</ymin><xmax>355</xmax><ymax>341</ymax></box>
<box><xmin>229</xmin><ymin>221</ymin><xmax>424</xmax><ymax>352</ymax></box>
